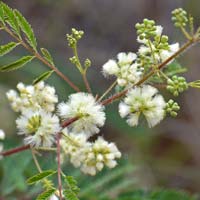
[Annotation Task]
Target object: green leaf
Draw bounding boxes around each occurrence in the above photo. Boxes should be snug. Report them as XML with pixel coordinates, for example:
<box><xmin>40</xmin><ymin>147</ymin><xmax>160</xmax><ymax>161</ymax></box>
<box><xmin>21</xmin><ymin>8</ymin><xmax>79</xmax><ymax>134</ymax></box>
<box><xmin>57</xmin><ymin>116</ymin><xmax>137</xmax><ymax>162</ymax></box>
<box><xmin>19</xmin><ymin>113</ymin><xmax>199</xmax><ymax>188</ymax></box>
<box><xmin>64</xmin><ymin>176</ymin><xmax>80</xmax><ymax>200</ymax></box>
<box><xmin>164</xmin><ymin>60</ymin><xmax>187</xmax><ymax>77</ymax></box>
<box><xmin>41</xmin><ymin>48</ymin><xmax>54</xmax><ymax>65</ymax></box>
<box><xmin>64</xmin><ymin>189</ymin><xmax>79</xmax><ymax>200</ymax></box>
<box><xmin>1</xmin><ymin>2</ymin><xmax>20</xmax><ymax>37</ymax></box>
<box><xmin>0</xmin><ymin>42</ymin><xmax>19</xmax><ymax>56</ymax></box>
<box><xmin>33</xmin><ymin>70</ymin><xmax>54</xmax><ymax>85</ymax></box>
<box><xmin>14</xmin><ymin>9</ymin><xmax>37</xmax><ymax>51</ymax></box>
<box><xmin>36</xmin><ymin>188</ymin><xmax>56</xmax><ymax>200</ymax></box>
<box><xmin>0</xmin><ymin>3</ymin><xmax>5</xmax><ymax>25</ymax></box>
<box><xmin>0</xmin><ymin>56</ymin><xmax>34</xmax><ymax>72</ymax></box>
<box><xmin>27</xmin><ymin>170</ymin><xmax>56</xmax><ymax>185</ymax></box>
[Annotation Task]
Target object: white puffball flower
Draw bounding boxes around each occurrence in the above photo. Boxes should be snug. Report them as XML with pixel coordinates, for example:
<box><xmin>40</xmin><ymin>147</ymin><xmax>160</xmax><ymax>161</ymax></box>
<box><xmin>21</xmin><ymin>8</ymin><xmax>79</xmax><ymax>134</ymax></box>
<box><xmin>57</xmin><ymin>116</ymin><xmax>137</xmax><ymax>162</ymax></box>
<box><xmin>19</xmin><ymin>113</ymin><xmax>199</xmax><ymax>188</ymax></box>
<box><xmin>60</xmin><ymin>128</ymin><xmax>89</xmax><ymax>167</ymax></box>
<box><xmin>102</xmin><ymin>52</ymin><xmax>143</xmax><ymax>87</ymax></box>
<box><xmin>119</xmin><ymin>85</ymin><xmax>166</xmax><ymax>128</ymax></box>
<box><xmin>16</xmin><ymin>109</ymin><xmax>60</xmax><ymax>147</ymax></box>
<box><xmin>0</xmin><ymin>129</ymin><xmax>5</xmax><ymax>140</ymax></box>
<box><xmin>57</xmin><ymin>93</ymin><xmax>106</xmax><ymax>137</ymax></box>
<box><xmin>80</xmin><ymin>137</ymin><xmax>121</xmax><ymax>176</ymax></box>
<box><xmin>7</xmin><ymin>81</ymin><xmax>58</xmax><ymax>113</ymax></box>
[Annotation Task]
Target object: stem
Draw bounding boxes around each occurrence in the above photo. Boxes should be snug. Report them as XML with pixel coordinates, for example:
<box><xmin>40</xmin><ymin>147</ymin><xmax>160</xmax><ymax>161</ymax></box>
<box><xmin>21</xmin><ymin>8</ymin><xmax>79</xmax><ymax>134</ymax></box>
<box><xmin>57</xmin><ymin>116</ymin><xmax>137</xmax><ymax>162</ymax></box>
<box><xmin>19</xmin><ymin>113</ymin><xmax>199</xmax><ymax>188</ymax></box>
<box><xmin>181</xmin><ymin>27</ymin><xmax>192</xmax><ymax>40</ymax></box>
<box><xmin>0</xmin><ymin>145</ymin><xmax>30</xmax><ymax>157</ymax></box>
<box><xmin>57</xmin><ymin>133</ymin><xmax>62</xmax><ymax>200</ymax></box>
<box><xmin>61</xmin><ymin>116</ymin><xmax>79</xmax><ymax>128</ymax></box>
<box><xmin>98</xmin><ymin>80</ymin><xmax>117</xmax><ymax>102</ymax></box>
<box><xmin>3</xmin><ymin>26</ymin><xmax>80</xmax><ymax>92</ymax></box>
<box><xmin>31</xmin><ymin>149</ymin><xmax>42</xmax><ymax>173</ymax></box>
<box><xmin>101</xmin><ymin>39</ymin><xmax>197</xmax><ymax>105</ymax></box>
<box><xmin>83</xmin><ymin>72</ymin><xmax>92</xmax><ymax>93</ymax></box>
<box><xmin>73</xmin><ymin>45</ymin><xmax>92</xmax><ymax>93</ymax></box>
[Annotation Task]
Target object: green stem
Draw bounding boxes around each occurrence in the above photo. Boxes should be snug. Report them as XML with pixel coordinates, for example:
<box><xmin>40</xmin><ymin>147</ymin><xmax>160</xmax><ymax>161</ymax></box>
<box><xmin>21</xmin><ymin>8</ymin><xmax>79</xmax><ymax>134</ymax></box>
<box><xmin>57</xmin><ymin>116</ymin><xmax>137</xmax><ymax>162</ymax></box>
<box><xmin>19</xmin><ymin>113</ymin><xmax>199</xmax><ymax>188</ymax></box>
<box><xmin>98</xmin><ymin>80</ymin><xmax>117</xmax><ymax>102</ymax></box>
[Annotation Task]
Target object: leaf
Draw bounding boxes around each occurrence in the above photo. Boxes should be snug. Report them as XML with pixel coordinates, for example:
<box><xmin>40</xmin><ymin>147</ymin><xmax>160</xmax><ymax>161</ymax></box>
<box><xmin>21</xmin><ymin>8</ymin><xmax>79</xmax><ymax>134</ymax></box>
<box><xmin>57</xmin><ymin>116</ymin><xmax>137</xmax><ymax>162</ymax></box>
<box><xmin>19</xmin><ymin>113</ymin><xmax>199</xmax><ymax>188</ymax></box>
<box><xmin>36</xmin><ymin>188</ymin><xmax>56</xmax><ymax>200</ymax></box>
<box><xmin>64</xmin><ymin>176</ymin><xmax>80</xmax><ymax>200</ymax></box>
<box><xmin>41</xmin><ymin>48</ymin><xmax>54</xmax><ymax>65</ymax></box>
<box><xmin>164</xmin><ymin>60</ymin><xmax>187</xmax><ymax>77</ymax></box>
<box><xmin>0</xmin><ymin>56</ymin><xmax>34</xmax><ymax>72</ymax></box>
<box><xmin>14</xmin><ymin>9</ymin><xmax>37</xmax><ymax>51</ymax></box>
<box><xmin>0</xmin><ymin>3</ymin><xmax>5</xmax><ymax>25</ymax></box>
<box><xmin>27</xmin><ymin>170</ymin><xmax>56</xmax><ymax>185</ymax></box>
<box><xmin>33</xmin><ymin>70</ymin><xmax>54</xmax><ymax>85</ymax></box>
<box><xmin>64</xmin><ymin>189</ymin><xmax>79</xmax><ymax>200</ymax></box>
<box><xmin>1</xmin><ymin>2</ymin><xmax>20</xmax><ymax>37</ymax></box>
<box><xmin>0</xmin><ymin>42</ymin><xmax>19</xmax><ymax>56</ymax></box>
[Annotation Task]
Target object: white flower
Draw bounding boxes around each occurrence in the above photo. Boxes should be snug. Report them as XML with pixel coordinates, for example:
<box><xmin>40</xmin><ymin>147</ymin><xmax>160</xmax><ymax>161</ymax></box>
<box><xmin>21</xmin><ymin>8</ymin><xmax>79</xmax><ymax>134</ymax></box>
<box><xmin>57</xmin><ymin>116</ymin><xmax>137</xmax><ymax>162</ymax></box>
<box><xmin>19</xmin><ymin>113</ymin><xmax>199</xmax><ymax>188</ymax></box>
<box><xmin>16</xmin><ymin>110</ymin><xmax>60</xmax><ymax>147</ymax></box>
<box><xmin>80</xmin><ymin>137</ymin><xmax>121</xmax><ymax>176</ymax></box>
<box><xmin>160</xmin><ymin>43</ymin><xmax>179</xmax><ymax>63</ymax></box>
<box><xmin>7</xmin><ymin>82</ymin><xmax>58</xmax><ymax>113</ymax></box>
<box><xmin>119</xmin><ymin>85</ymin><xmax>166</xmax><ymax>127</ymax></box>
<box><xmin>0</xmin><ymin>129</ymin><xmax>5</xmax><ymax>140</ymax></box>
<box><xmin>102</xmin><ymin>52</ymin><xmax>143</xmax><ymax>87</ymax></box>
<box><xmin>57</xmin><ymin>93</ymin><xmax>106</xmax><ymax>136</ymax></box>
<box><xmin>102</xmin><ymin>60</ymin><xmax>119</xmax><ymax>75</ymax></box>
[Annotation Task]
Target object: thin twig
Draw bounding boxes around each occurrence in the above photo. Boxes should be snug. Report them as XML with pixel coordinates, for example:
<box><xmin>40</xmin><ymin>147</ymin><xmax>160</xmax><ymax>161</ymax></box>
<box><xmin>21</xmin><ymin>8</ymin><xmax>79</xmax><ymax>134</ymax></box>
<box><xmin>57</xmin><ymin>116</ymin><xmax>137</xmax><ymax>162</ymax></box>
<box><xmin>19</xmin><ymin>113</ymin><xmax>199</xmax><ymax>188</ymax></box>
<box><xmin>83</xmin><ymin>73</ymin><xmax>92</xmax><ymax>93</ymax></box>
<box><xmin>57</xmin><ymin>133</ymin><xmax>62</xmax><ymax>200</ymax></box>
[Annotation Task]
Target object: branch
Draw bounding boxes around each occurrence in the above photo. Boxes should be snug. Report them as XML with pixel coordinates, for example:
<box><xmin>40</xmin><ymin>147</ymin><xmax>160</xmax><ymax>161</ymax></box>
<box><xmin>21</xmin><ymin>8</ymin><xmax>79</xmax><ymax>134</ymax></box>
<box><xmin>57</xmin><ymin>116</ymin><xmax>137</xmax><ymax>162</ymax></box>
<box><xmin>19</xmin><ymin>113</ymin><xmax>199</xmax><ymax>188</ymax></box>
<box><xmin>0</xmin><ymin>117</ymin><xmax>79</xmax><ymax>157</ymax></box>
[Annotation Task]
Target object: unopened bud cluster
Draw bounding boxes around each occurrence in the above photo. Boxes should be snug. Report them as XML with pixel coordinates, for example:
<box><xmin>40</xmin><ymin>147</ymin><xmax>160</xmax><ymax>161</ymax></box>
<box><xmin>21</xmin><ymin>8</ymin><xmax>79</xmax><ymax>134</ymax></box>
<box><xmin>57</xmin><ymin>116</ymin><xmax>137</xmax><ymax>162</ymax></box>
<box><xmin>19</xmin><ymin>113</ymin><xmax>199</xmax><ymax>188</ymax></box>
<box><xmin>167</xmin><ymin>75</ymin><xmax>188</xmax><ymax>96</ymax></box>
<box><xmin>66</xmin><ymin>28</ymin><xmax>84</xmax><ymax>48</ymax></box>
<box><xmin>172</xmin><ymin>8</ymin><xmax>188</xmax><ymax>27</ymax></box>
<box><xmin>165</xmin><ymin>99</ymin><xmax>180</xmax><ymax>117</ymax></box>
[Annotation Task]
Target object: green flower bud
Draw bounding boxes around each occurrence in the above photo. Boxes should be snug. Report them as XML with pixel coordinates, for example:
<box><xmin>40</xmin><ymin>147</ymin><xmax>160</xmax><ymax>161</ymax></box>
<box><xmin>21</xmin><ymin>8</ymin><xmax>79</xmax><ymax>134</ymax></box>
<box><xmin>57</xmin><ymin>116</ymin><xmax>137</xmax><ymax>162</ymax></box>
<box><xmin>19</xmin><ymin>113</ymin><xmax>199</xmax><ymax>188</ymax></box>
<box><xmin>172</xmin><ymin>8</ymin><xmax>188</xmax><ymax>27</ymax></box>
<box><xmin>167</xmin><ymin>75</ymin><xmax>188</xmax><ymax>96</ymax></box>
<box><xmin>165</xmin><ymin>99</ymin><xmax>180</xmax><ymax>117</ymax></box>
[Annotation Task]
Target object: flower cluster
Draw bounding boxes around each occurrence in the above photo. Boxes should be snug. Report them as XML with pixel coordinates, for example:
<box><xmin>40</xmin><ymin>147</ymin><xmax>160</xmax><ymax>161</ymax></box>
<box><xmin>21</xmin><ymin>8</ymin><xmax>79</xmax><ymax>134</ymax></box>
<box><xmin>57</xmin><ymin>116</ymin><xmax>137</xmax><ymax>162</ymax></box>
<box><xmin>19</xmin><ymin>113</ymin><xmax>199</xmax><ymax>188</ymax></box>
<box><xmin>7</xmin><ymin>81</ymin><xmax>58</xmax><ymax>113</ymax></box>
<box><xmin>119</xmin><ymin>85</ymin><xmax>166</xmax><ymax>127</ymax></box>
<box><xmin>61</xmin><ymin>128</ymin><xmax>121</xmax><ymax>175</ymax></box>
<box><xmin>102</xmin><ymin>52</ymin><xmax>142</xmax><ymax>87</ymax></box>
<box><xmin>0</xmin><ymin>129</ymin><xmax>5</xmax><ymax>159</ymax></box>
<box><xmin>7</xmin><ymin>82</ymin><xmax>60</xmax><ymax>147</ymax></box>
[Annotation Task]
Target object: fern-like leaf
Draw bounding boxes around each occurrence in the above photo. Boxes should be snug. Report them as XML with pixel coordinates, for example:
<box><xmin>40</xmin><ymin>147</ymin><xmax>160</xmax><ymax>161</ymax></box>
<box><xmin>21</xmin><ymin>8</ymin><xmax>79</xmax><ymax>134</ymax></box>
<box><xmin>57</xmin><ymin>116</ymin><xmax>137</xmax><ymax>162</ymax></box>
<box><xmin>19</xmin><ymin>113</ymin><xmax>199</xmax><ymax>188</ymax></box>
<box><xmin>1</xmin><ymin>2</ymin><xmax>20</xmax><ymax>37</ymax></box>
<box><xmin>63</xmin><ymin>176</ymin><xmax>80</xmax><ymax>200</ymax></box>
<box><xmin>0</xmin><ymin>55</ymin><xmax>35</xmax><ymax>72</ymax></box>
<box><xmin>33</xmin><ymin>70</ymin><xmax>54</xmax><ymax>85</ymax></box>
<box><xmin>0</xmin><ymin>42</ymin><xmax>19</xmax><ymax>56</ymax></box>
<box><xmin>41</xmin><ymin>48</ymin><xmax>54</xmax><ymax>65</ymax></box>
<box><xmin>27</xmin><ymin>170</ymin><xmax>56</xmax><ymax>185</ymax></box>
<box><xmin>14</xmin><ymin>9</ymin><xmax>37</xmax><ymax>51</ymax></box>
<box><xmin>36</xmin><ymin>188</ymin><xmax>56</xmax><ymax>200</ymax></box>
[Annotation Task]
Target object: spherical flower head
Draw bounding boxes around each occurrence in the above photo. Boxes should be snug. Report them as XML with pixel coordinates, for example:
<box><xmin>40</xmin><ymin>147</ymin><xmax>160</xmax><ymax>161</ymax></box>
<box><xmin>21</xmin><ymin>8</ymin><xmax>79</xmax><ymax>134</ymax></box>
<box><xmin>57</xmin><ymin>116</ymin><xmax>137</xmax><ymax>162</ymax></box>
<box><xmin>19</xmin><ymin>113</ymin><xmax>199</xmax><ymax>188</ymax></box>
<box><xmin>6</xmin><ymin>81</ymin><xmax>58</xmax><ymax>113</ymax></box>
<box><xmin>80</xmin><ymin>137</ymin><xmax>121</xmax><ymax>176</ymax></box>
<box><xmin>119</xmin><ymin>85</ymin><xmax>166</xmax><ymax>128</ymax></box>
<box><xmin>58</xmin><ymin>93</ymin><xmax>106</xmax><ymax>137</ymax></box>
<box><xmin>102</xmin><ymin>52</ymin><xmax>143</xmax><ymax>87</ymax></box>
<box><xmin>16</xmin><ymin>109</ymin><xmax>60</xmax><ymax>147</ymax></box>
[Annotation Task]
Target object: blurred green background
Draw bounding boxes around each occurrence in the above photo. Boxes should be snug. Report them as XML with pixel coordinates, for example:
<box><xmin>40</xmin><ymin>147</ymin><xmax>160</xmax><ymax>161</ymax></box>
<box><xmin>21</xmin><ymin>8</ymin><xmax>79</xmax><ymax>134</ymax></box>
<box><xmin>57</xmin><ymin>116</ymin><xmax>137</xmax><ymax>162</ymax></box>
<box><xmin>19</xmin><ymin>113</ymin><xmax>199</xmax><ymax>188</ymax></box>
<box><xmin>1</xmin><ymin>0</ymin><xmax>200</xmax><ymax>199</ymax></box>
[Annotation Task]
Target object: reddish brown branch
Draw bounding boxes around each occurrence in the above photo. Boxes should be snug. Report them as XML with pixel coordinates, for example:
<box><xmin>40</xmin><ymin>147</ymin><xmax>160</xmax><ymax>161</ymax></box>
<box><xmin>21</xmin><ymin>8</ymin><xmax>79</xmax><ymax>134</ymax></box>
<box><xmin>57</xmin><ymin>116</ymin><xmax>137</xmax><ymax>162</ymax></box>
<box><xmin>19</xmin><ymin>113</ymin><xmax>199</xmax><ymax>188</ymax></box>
<box><xmin>1</xmin><ymin>145</ymin><xmax>30</xmax><ymax>157</ymax></box>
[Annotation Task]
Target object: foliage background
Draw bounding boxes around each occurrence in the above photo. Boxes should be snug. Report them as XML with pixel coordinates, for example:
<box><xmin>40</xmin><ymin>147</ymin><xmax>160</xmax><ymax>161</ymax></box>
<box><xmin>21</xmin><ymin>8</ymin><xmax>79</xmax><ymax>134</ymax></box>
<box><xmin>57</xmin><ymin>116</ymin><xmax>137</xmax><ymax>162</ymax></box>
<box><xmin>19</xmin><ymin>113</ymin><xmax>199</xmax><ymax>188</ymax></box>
<box><xmin>1</xmin><ymin>0</ymin><xmax>200</xmax><ymax>199</ymax></box>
